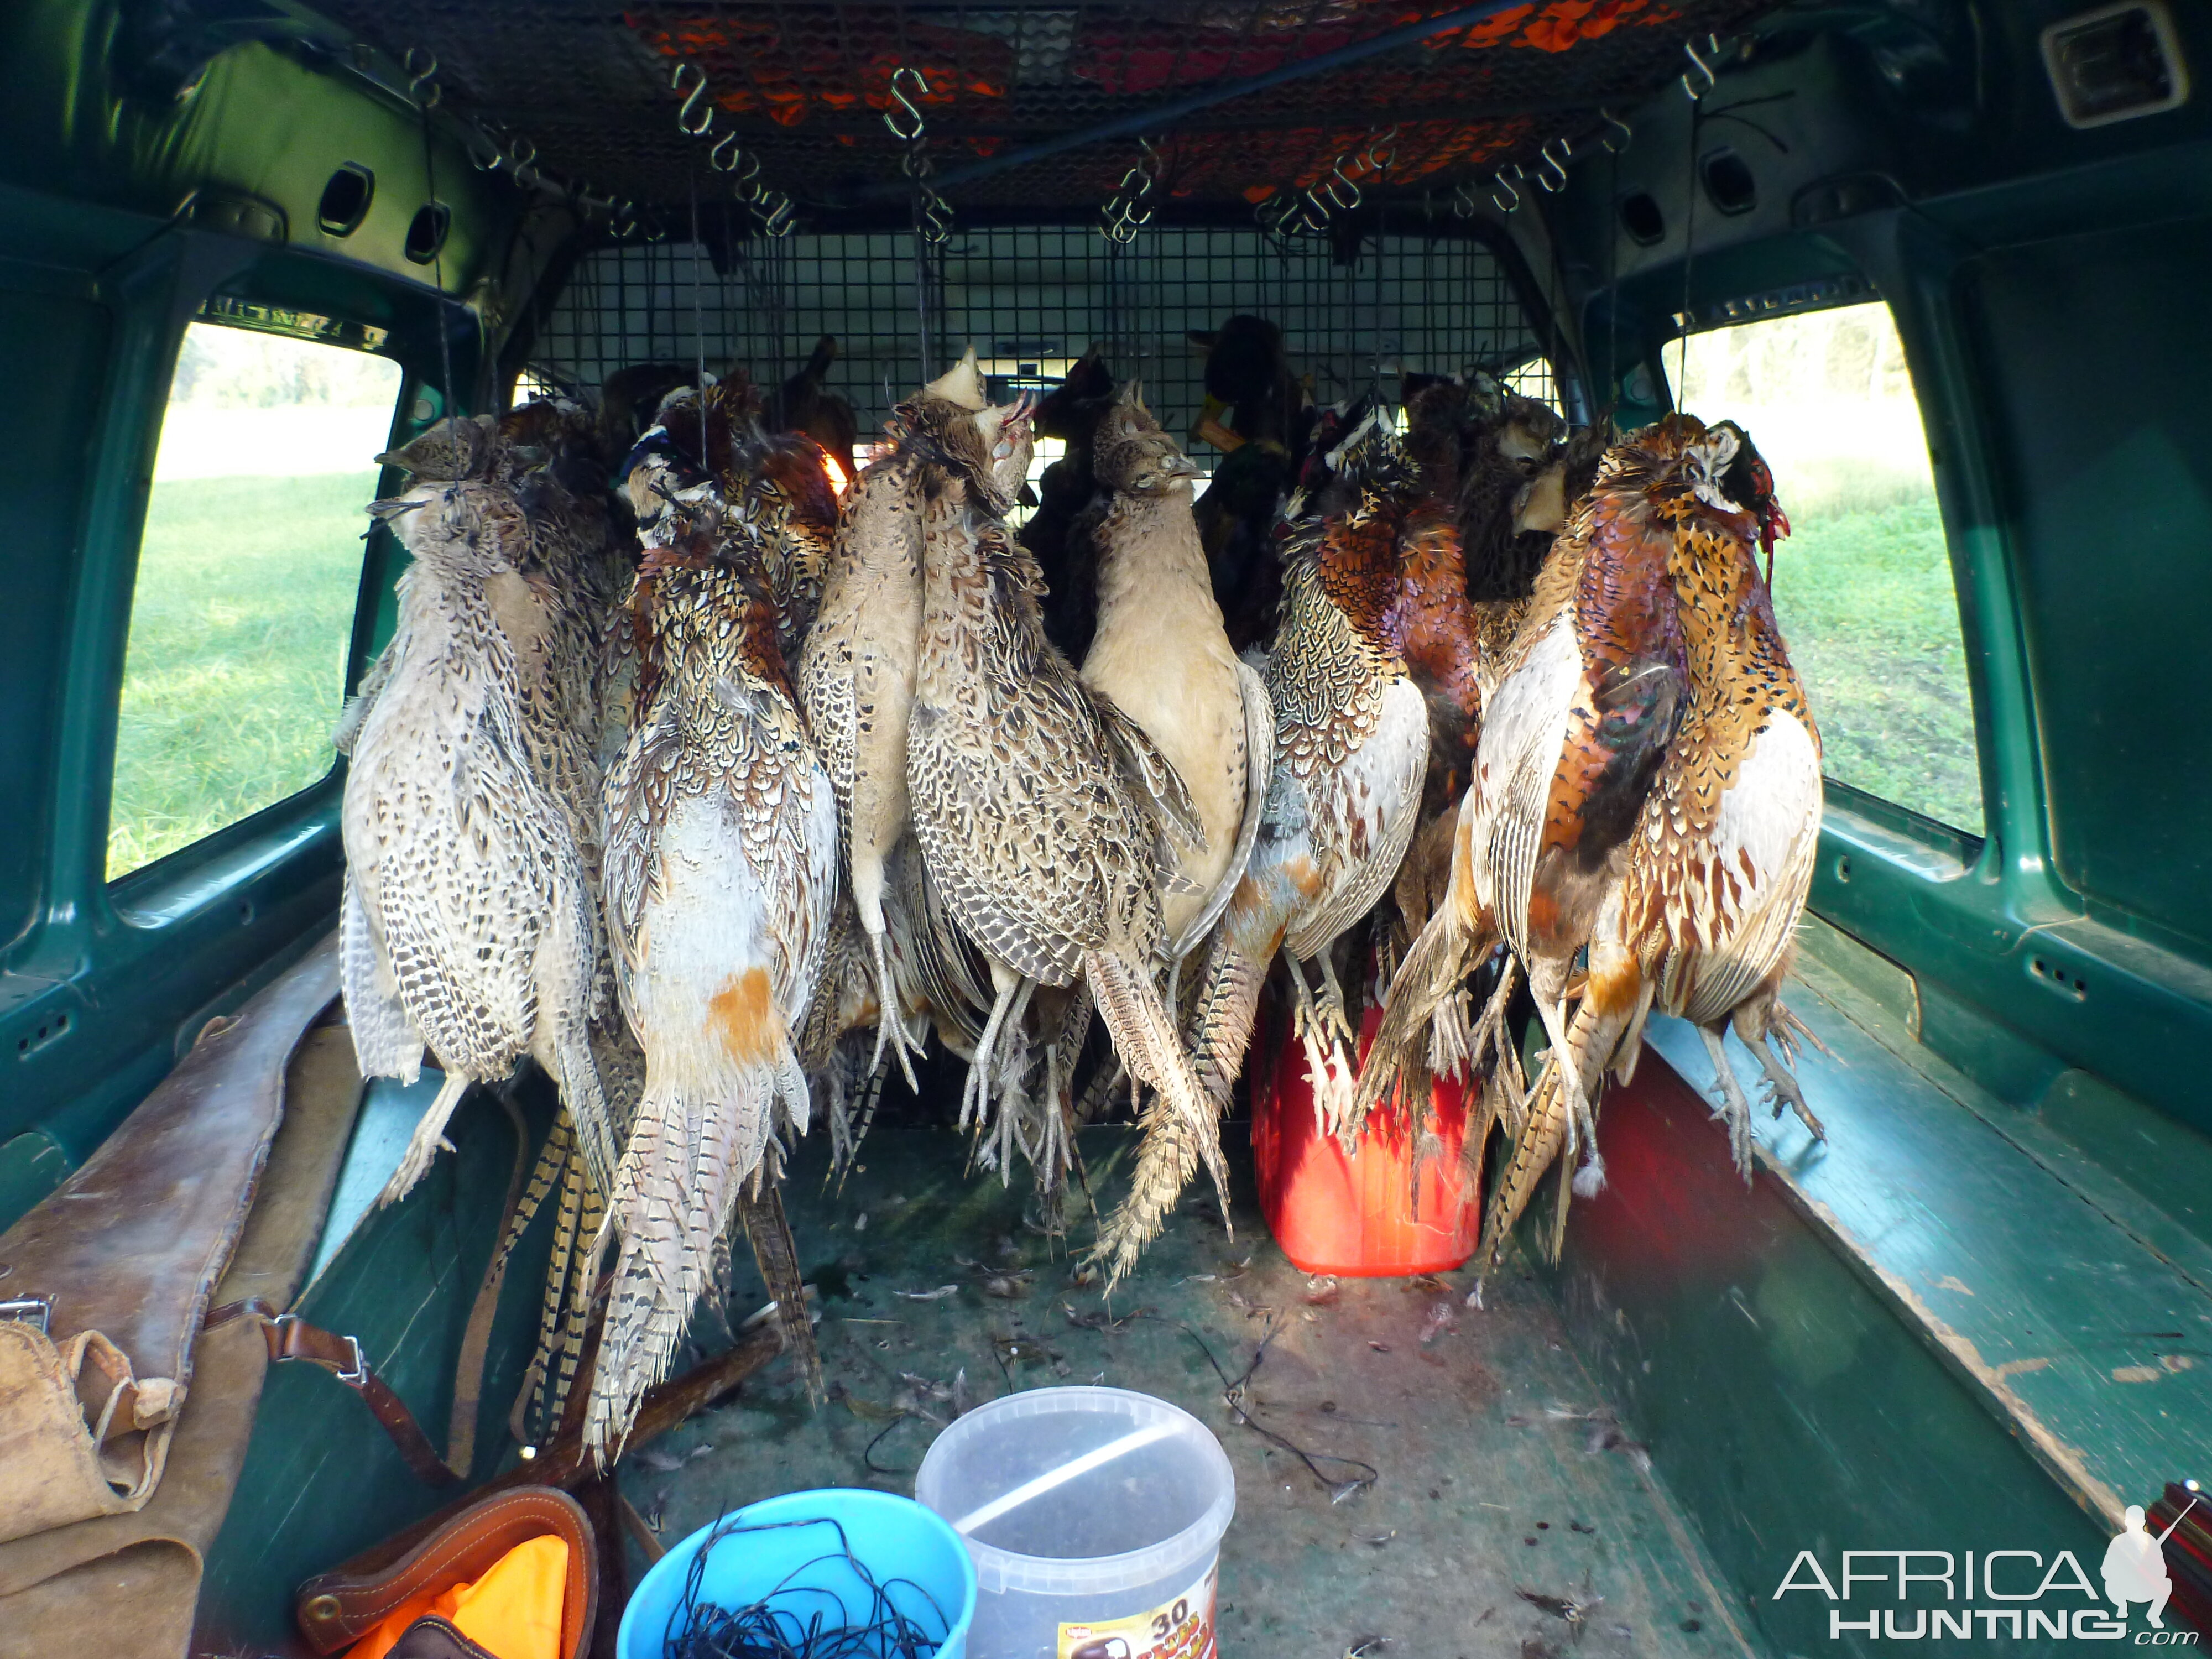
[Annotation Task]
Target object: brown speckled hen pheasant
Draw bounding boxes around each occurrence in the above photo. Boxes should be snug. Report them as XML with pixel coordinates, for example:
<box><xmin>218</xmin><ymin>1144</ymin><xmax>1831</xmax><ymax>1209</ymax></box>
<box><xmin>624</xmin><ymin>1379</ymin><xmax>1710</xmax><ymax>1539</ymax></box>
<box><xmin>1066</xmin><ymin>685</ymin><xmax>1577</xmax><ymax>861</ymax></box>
<box><xmin>794</xmin><ymin>351</ymin><xmax>1032</xmax><ymax>1086</ymax></box>
<box><xmin>622</xmin><ymin>375</ymin><xmax>839</xmax><ymax>656</ymax></box>
<box><xmin>1079</xmin><ymin>383</ymin><xmax>1274</xmax><ymax>969</ymax></box>
<box><xmin>592</xmin><ymin>505</ymin><xmax>838</xmax><ymax>1460</ymax></box>
<box><xmin>1124</xmin><ymin>410</ymin><xmax>1430</xmax><ymax>1275</ymax></box>
<box><xmin>904</xmin><ymin>450</ymin><xmax>1223</xmax><ymax>1272</ymax></box>
<box><xmin>340</xmin><ymin>473</ymin><xmax>615</xmax><ymax>1208</ymax></box>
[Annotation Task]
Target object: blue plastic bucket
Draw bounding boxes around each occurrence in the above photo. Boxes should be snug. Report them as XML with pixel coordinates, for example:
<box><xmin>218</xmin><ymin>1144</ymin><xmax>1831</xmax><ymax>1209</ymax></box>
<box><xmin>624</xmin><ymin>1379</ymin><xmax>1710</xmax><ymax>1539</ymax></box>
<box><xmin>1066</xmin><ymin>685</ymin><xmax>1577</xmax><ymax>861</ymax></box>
<box><xmin>617</xmin><ymin>1488</ymin><xmax>977</xmax><ymax>1659</ymax></box>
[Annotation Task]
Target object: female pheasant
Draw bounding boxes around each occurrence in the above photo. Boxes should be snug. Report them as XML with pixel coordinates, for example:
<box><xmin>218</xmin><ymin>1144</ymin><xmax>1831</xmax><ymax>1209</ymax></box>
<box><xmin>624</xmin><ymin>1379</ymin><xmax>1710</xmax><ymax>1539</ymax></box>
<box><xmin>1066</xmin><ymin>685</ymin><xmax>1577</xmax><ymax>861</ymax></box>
<box><xmin>1136</xmin><ymin>410</ymin><xmax>1430</xmax><ymax>1275</ymax></box>
<box><xmin>620</xmin><ymin>374</ymin><xmax>838</xmax><ymax>656</ymax></box>
<box><xmin>902</xmin><ymin>454</ymin><xmax>1220</xmax><ymax>1274</ymax></box>
<box><xmin>794</xmin><ymin>351</ymin><xmax>1032</xmax><ymax>1086</ymax></box>
<box><xmin>340</xmin><ymin>476</ymin><xmax>615</xmax><ymax>1207</ymax></box>
<box><xmin>1079</xmin><ymin>383</ymin><xmax>1274</xmax><ymax>972</ymax></box>
<box><xmin>591</xmin><ymin>505</ymin><xmax>838</xmax><ymax>1460</ymax></box>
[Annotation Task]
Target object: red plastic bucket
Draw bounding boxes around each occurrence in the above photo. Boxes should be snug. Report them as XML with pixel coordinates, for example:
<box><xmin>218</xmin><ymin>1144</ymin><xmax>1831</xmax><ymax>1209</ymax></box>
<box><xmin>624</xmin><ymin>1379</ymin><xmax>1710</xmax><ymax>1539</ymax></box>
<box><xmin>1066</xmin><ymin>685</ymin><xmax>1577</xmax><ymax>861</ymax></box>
<box><xmin>1251</xmin><ymin>1006</ymin><xmax>1483</xmax><ymax>1276</ymax></box>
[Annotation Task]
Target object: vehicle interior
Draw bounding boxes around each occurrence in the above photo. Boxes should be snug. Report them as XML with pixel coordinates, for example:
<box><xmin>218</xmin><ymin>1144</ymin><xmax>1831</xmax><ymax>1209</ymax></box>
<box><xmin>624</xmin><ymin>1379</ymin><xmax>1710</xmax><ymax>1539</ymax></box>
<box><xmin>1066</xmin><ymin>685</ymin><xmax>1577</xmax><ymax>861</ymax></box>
<box><xmin>3</xmin><ymin>1</ymin><xmax>2209</xmax><ymax>1655</ymax></box>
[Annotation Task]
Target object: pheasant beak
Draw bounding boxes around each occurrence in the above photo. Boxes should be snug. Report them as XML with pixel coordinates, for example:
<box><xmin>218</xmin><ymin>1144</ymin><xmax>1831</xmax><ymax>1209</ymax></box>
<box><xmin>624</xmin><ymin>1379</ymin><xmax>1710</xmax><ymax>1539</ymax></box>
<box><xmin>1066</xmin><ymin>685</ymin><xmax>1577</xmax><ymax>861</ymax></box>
<box><xmin>992</xmin><ymin>392</ymin><xmax>1035</xmax><ymax>461</ymax></box>
<box><xmin>1162</xmin><ymin>452</ymin><xmax>1201</xmax><ymax>484</ymax></box>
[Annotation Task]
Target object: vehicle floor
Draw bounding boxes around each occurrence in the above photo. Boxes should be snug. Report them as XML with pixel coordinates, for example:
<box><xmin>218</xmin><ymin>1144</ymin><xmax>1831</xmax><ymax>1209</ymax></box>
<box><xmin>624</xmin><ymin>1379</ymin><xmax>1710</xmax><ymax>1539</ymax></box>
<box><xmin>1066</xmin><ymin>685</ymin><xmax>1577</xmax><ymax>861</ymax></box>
<box><xmin>619</xmin><ymin>1110</ymin><xmax>1763</xmax><ymax>1659</ymax></box>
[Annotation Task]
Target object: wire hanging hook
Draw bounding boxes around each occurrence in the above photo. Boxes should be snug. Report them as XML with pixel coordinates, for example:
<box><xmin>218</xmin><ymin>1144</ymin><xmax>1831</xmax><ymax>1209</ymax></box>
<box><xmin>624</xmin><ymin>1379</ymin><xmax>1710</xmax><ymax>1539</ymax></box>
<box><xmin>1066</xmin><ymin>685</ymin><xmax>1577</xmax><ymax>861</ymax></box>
<box><xmin>708</xmin><ymin>129</ymin><xmax>745</xmax><ymax>173</ymax></box>
<box><xmin>465</xmin><ymin>124</ymin><xmax>507</xmax><ymax>173</ymax></box>
<box><xmin>671</xmin><ymin>61</ymin><xmax>714</xmax><ymax>135</ymax></box>
<box><xmin>1098</xmin><ymin>136</ymin><xmax>1160</xmax><ymax>241</ymax></box>
<box><xmin>1536</xmin><ymin>138</ymin><xmax>1572</xmax><ymax>194</ymax></box>
<box><xmin>1490</xmin><ymin>163</ymin><xmax>1524</xmax><ymax>213</ymax></box>
<box><xmin>1365</xmin><ymin>124</ymin><xmax>1399</xmax><ymax>176</ymax></box>
<box><xmin>883</xmin><ymin>66</ymin><xmax>929</xmax><ymax>143</ymax></box>
<box><xmin>1599</xmin><ymin>108</ymin><xmax>1634</xmax><ymax>154</ymax></box>
<box><xmin>1681</xmin><ymin>34</ymin><xmax>1720</xmax><ymax>101</ymax></box>
<box><xmin>1324</xmin><ymin>159</ymin><xmax>1364</xmax><ymax>212</ymax></box>
<box><xmin>507</xmin><ymin>135</ymin><xmax>540</xmax><ymax>191</ymax></box>
<box><xmin>402</xmin><ymin>46</ymin><xmax>441</xmax><ymax>111</ymax></box>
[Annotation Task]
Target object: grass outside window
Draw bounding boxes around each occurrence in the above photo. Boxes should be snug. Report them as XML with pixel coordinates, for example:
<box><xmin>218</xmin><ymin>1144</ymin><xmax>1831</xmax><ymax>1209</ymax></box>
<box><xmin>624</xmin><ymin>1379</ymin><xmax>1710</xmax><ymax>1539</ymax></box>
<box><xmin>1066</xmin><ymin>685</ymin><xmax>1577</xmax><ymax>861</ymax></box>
<box><xmin>108</xmin><ymin>324</ymin><xmax>400</xmax><ymax>880</ymax></box>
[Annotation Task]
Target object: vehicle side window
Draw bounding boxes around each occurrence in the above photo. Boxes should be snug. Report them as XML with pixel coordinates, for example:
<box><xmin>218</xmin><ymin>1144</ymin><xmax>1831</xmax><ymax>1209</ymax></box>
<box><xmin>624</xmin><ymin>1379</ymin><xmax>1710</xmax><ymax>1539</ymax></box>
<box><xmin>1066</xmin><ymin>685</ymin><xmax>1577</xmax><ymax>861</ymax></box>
<box><xmin>107</xmin><ymin>322</ymin><xmax>403</xmax><ymax>880</ymax></box>
<box><xmin>1673</xmin><ymin>302</ymin><xmax>1984</xmax><ymax>837</ymax></box>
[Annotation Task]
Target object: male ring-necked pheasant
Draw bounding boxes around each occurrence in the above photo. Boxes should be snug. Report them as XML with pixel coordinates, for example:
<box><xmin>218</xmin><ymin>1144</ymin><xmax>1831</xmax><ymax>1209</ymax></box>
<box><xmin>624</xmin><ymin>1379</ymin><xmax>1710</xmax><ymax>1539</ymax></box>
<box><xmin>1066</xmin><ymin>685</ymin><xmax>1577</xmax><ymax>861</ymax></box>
<box><xmin>1349</xmin><ymin>419</ymin><xmax>1703</xmax><ymax>1173</ymax></box>
<box><xmin>1476</xmin><ymin>417</ymin><xmax>1823</xmax><ymax>1271</ymax></box>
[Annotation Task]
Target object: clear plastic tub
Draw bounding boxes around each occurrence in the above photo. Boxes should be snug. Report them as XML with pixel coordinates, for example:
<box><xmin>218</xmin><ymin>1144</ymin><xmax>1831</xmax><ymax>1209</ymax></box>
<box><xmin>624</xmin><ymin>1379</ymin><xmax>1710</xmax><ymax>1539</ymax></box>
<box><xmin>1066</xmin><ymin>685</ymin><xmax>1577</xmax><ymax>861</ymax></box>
<box><xmin>915</xmin><ymin>1386</ymin><xmax>1236</xmax><ymax>1659</ymax></box>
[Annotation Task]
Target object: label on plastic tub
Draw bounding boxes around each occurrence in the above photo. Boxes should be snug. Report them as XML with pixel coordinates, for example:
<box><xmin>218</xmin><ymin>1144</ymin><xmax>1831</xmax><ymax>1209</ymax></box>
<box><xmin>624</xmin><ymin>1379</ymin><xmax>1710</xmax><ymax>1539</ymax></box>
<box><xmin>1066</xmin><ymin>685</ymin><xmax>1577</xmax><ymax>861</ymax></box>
<box><xmin>1056</xmin><ymin>1561</ymin><xmax>1218</xmax><ymax>1659</ymax></box>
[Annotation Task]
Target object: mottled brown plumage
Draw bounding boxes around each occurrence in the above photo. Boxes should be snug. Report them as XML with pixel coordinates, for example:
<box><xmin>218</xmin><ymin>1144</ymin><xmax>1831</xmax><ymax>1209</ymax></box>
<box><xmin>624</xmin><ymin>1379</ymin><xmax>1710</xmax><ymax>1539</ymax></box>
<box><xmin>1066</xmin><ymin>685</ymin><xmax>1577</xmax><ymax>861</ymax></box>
<box><xmin>622</xmin><ymin>375</ymin><xmax>839</xmax><ymax>657</ymax></box>
<box><xmin>591</xmin><ymin>498</ymin><xmax>838</xmax><ymax>1460</ymax></box>
<box><xmin>1080</xmin><ymin>383</ymin><xmax>1272</xmax><ymax>960</ymax></box>
<box><xmin>904</xmin><ymin>456</ymin><xmax>1225</xmax><ymax>1263</ymax></box>
<box><xmin>795</xmin><ymin>351</ymin><xmax>1034</xmax><ymax>1086</ymax></box>
<box><xmin>340</xmin><ymin>477</ymin><xmax>614</xmax><ymax>1209</ymax></box>
<box><xmin>1148</xmin><ymin>411</ymin><xmax>1431</xmax><ymax>1272</ymax></box>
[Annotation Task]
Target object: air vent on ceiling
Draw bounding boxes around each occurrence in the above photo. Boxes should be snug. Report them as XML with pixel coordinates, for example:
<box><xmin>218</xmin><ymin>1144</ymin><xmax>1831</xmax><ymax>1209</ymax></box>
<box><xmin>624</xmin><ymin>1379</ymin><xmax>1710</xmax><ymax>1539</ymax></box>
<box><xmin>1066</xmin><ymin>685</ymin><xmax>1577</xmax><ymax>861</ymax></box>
<box><xmin>2041</xmin><ymin>1</ymin><xmax>2190</xmax><ymax>130</ymax></box>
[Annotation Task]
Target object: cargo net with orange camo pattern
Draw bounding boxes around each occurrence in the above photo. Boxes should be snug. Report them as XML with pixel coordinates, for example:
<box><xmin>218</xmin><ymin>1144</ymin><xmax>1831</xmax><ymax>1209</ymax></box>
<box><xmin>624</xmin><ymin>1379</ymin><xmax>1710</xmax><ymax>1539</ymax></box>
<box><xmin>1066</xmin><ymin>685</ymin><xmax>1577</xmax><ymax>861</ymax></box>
<box><xmin>311</xmin><ymin>0</ymin><xmax>1778</xmax><ymax>220</ymax></box>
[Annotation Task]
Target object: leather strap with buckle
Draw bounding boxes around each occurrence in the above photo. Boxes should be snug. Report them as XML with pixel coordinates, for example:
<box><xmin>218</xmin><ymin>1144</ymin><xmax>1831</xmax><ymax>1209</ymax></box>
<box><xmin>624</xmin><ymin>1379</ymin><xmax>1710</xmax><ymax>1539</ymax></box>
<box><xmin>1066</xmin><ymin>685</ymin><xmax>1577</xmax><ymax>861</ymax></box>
<box><xmin>208</xmin><ymin>1298</ymin><xmax>461</xmax><ymax>1488</ymax></box>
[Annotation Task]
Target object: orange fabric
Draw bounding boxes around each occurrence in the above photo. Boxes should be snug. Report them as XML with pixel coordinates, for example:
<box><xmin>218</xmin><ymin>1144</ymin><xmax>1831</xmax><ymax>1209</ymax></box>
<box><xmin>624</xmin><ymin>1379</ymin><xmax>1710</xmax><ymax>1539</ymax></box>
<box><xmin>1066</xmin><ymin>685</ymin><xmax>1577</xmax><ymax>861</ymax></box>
<box><xmin>345</xmin><ymin>1535</ymin><xmax>570</xmax><ymax>1659</ymax></box>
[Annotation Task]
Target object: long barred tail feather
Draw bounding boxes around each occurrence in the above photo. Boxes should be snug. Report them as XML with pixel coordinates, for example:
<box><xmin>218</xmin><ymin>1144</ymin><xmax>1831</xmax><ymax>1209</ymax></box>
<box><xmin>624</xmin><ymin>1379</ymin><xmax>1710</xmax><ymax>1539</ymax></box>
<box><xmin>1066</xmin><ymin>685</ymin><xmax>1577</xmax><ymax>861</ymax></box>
<box><xmin>738</xmin><ymin>1178</ymin><xmax>823</xmax><ymax>1403</ymax></box>
<box><xmin>1347</xmin><ymin>906</ymin><xmax>1483</xmax><ymax>1145</ymax></box>
<box><xmin>1477</xmin><ymin>1056</ymin><xmax>1569</xmax><ymax>1288</ymax></box>
<box><xmin>1184</xmin><ymin>926</ymin><xmax>1275</xmax><ymax>1112</ymax></box>
<box><xmin>542</xmin><ymin>1162</ymin><xmax>604</xmax><ymax>1437</ymax></box>
<box><xmin>585</xmin><ymin>1069</ymin><xmax>771</xmax><ymax>1464</ymax></box>
<box><xmin>1084</xmin><ymin>948</ymin><xmax>1228</xmax><ymax>1287</ymax></box>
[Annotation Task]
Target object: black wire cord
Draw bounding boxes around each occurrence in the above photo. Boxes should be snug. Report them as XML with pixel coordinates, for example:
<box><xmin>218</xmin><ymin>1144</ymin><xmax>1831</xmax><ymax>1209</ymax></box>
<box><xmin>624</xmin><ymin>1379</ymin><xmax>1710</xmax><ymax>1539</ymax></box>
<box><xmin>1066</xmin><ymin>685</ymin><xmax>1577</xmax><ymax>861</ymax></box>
<box><xmin>667</xmin><ymin>1514</ymin><xmax>954</xmax><ymax>1659</ymax></box>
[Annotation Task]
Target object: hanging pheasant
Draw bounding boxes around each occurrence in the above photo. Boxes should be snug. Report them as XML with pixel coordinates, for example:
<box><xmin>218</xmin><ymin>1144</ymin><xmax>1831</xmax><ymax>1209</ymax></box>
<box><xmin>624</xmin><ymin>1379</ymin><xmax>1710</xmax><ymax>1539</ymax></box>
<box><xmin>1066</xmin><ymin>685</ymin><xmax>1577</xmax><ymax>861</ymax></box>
<box><xmin>591</xmin><ymin>504</ymin><xmax>838</xmax><ymax>1460</ymax></box>
<box><xmin>339</xmin><ymin>473</ymin><xmax>616</xmax><ymax>1208</ymax></box>
<box><xmin>1352</xmin><ymin>417</ymin><xmax>1821</xmax><ymax>1276</ymax></box>
<box><xmin>1349</xmin><ymin>419</ymin><xmax>1700</xmax><ymax>1173</ymax></box>
<box><xmin>903</xmin><ymin>447</ymin><xmax>1222</xmax><ymax>1257</ymax></box>
<box><xmin>1078</xmin><ymin>383</ymin><xmax>1273</xmax><ymax>974</ymax></box>
<box><xmin>1118</xmin><ymin>409</ymin><xmax>1430</xmax><ymax>1276</ymax></box>
<box><xmin>794</xmin><ymin>349</ymin><xmax>1033</xmax><ymax>1086</ymax></box>
<box><xmin>1477</xmin><ymin>417</ymin><xmax>1823</xmax><ymax>1275</ymax></box>
<box><xmin>622</xmin><ymin>373</ymin><xmax>839</xmax><ymax>656</ymax></box>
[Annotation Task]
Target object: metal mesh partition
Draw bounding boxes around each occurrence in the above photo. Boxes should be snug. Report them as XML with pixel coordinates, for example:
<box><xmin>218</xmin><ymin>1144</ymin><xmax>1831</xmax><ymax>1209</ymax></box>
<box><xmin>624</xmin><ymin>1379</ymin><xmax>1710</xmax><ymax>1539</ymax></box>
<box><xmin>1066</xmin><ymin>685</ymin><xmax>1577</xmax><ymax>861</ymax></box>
<box><xmin>527</xmin><ymin>222</ymin><xmax>1554</xmax><ymax>455</ymax></box>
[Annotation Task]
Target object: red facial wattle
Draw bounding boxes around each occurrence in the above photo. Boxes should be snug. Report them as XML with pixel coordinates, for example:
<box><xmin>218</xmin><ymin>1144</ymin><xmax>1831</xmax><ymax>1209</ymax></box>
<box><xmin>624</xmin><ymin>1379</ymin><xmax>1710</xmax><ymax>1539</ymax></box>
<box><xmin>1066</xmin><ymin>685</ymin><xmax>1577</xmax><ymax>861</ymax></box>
<box><xmin>1759</xmin><ymin>500</ymin><xmax>1790</xmax><ymax>557</ymax></box>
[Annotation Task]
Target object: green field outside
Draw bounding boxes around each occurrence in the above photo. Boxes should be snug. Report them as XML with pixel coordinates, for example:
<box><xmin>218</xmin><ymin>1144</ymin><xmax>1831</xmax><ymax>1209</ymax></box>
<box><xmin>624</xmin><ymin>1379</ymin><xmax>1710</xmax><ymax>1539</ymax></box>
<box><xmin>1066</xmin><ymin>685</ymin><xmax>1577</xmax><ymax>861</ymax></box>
<box><xmin>1770</xmin><ymin>490</ymin><xmax>1985</xmax><ymax>837</ymax></box>
<box><xmin>107</xmin><ymin>471</ymin><xmax>375</xmax><ymax>878</ymax></box>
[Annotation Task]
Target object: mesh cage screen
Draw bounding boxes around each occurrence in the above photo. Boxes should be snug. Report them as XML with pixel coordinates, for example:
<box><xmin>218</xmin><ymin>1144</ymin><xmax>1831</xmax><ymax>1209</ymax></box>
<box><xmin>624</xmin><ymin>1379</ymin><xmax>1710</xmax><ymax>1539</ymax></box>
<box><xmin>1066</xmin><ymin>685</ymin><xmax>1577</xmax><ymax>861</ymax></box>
<box><xmin>526</xmin><ymin>222</ymin><xmax>1554</xmax><ymax>457</ymax></box>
